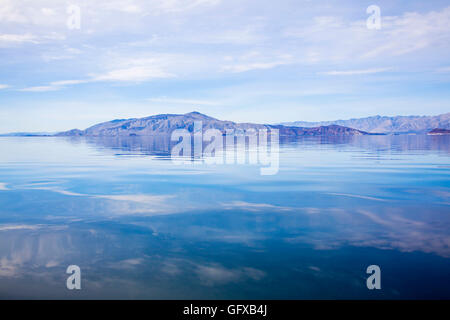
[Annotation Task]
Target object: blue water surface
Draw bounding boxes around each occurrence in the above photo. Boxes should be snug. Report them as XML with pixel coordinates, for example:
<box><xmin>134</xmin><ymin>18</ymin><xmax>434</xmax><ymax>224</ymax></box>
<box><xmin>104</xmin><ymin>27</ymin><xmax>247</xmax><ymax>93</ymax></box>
<box><xmin>0</xmin><ymin>135</ymin><xmax>449</xmax><ymax>299</ymax></box>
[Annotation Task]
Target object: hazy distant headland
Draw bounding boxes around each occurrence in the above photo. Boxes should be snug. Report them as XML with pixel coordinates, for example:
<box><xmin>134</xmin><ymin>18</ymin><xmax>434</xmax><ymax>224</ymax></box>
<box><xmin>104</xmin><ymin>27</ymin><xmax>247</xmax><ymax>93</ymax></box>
<box><xmin>428</xmin><ymin>128</ymin><xmax>450</xmax><ymax>135</ymax></box>
<box><xmin>280</xmin><ymin>112</ymin><xmax>450</xmax><ymax>134</ymax></box>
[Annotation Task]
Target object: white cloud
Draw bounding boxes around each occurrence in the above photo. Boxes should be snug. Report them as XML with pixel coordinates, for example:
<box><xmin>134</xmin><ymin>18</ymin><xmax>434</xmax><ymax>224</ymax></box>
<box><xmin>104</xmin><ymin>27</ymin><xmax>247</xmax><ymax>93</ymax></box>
<box><xmin>91</xmin><ymin>66</ymin><xmax>174</xmax><ymax>82</ymax></box>
<box><xmin>147</xmin><ymin>97</ymin><xmax>218</xmax><ymax>106</ymax></box>
<box><xmin>0</xmin><ymin>33</ymin><xmax>38</xmax><ymax>44</ymax></box>
<box><xmin>221</xmin><ymin>201</ymin><xmax>293</xmax><ymax>212</ymax></box>
<box><xmin>153</xmin><ymin>0</ymin><xmax>221</xmax><ymax>14</ymax></box>
<box><xmin>97</xmin><ymin>0</ymin><xmax>221</xmax><ymax>16</ymax></box>
<box><xmin>319</xmin><ymin>68</ymin><xmax>392</xmax><ymax>76</ymax></box>
<box><xmin>68</xmin><ymin>56</ymin><xmax>177</xmax><ymax>84</ymax></box>
<box><xmin>19</xmin><ymin>80</ymin><xmax>88</xmax><ymax>93</ymax></box>
<box><xmin>41</xmin><ymin>8</ymin><xmax>56</xmax><ymax>16</ymax></box>
<box><xmin>47</xmin><ymin>65</ymin><xmax>174</xmax><ymax>88</ymax></box>
<box><xmin>0</xmin><ymin>224</ymin><xmax>41</xmax><ymax>231</ymax></box>
<box><xmin>363</xmin><ymin>8</ymin><xmax>450</xmax><ymax>58</ymax></box>
<box><xmin>222</xmin><ymin>52</ymin><xmax>293</xmax><ymax>73</ymax></box>
<box><xmin>0</xmin><ymin>0</ymin><xmax>27</xmax><ymax>23</ymax></box>
<box><xmin>41</xmin><ymin>47</ymin><xmax>83</xmax><ymax>62</ymax></box>
<box><xmin>223</xmin><ymin>61</ymin><xmax>290</xmax><ymax>73</ymax></box>
<box><xmin>109</xmin><ymin>258</ymin><xmax>145</xmax><ymax>270</ymax></box>
<box><xmin>95</xmin><ymin>194</ymin><xmax>174</xmax><ymax>205</ymax></box>
<box><xmin>23</xmin><ymin>56</ymin><xmax>176</xmax><ymax>92</ymax></box>
<box><xmin>20</xmin><ymin>184</ymin><xmax>179</xmax><ymax>215</ymax></box>
<box><xmin>121</xmin><ymin>5</ymin><xmax>142</xmax><ymax>14</ymax></box>
<box><xmin>284</xmin><ymin>7</ymin><xmax>450</xmax><ymax>62</ymax></box>
<box><xmin>327</xmin><ymin>193</ymin><xmax>388</xmax><ymax>202</ymax></box>
<box><xmin>195</xmin><ymin>264</ymin><xmax>265</xmax><ymax>285</ymax></box>
<box><xmin>99</xmin><ymin>1</ymin><xmax>144</xmax><ymax>14</ymax></box>
<box><xmin>0</xmin><ymin>84</ymin><xmax>10</xmax><ymax>90</ymax></box>
<box><xmin>189</xmin><ymin>26</ymin><xmax>265</xmax><ymax>45</ymax></box>
<box><xmin>50</xmin><ymin>79</ymin><xmax>88</xmax><ymax>86</ymax></box>
<box><xmin>0</xmin><ymin>32</ymin><xmax>64</xmax><ymax>47</ymax></box>
<box><xmin>284</xmin><ymin>16</ymin><xmax>344</xmax><ymax>38</ymax></box>
<box><xmin>19</xmin><ymin>85</ymin><xmax>62</xmax><ymax>92</ymax></box>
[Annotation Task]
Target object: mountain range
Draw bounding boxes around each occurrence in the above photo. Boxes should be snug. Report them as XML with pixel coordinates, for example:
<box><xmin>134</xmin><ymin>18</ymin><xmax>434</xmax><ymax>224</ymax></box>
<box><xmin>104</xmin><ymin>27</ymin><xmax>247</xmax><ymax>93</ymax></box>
<box><xmin>56</xmin><ymin>111</ymin><xmax>370</xmax><ymax>137</ymax></box>
<box><xmin>3</xmin><ymin>112</ymin><xmax>449</xmax><ymax>137</ymax></box>
<box><xmin>280</xmin><ymin>113</ymin><xmax>450</xmax><ymax>134</ymax></box>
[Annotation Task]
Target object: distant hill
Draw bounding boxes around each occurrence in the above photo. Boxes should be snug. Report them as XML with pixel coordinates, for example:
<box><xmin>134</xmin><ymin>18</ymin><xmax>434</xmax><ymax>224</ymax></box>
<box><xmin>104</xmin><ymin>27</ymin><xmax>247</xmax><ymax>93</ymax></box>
<box><xmin>0</xmin><ymin>132</ymin><xmax>53</xmax><ymax>137</ymax></box>
<box><xmin>56</xmin><ymin>111</ymin><xmax>370</xmax><ymax>137</ymax></box>
<box><xmin>428</xmin><ymin>128</ymin><xmax>450</xmax><ymax>135</ymax></box>
<box><xmin>280</xmin><ymin>113</ymin><xmax>450</xmax><ymax>134</ymax></box>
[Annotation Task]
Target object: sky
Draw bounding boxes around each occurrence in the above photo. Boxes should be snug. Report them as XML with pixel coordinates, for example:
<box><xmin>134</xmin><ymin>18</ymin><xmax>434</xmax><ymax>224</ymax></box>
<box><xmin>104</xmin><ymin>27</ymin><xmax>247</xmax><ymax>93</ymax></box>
<box><xmin>0</xmin><ymin>0</ymin><xmax>450</xmax><ymax>132</ymax></box>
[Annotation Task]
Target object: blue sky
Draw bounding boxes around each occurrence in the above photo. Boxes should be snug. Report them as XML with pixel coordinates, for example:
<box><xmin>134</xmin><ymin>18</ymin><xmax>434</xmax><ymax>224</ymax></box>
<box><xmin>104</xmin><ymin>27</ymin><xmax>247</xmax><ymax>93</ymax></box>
<box><xmin>0</xmin><ymin>0</ymin><xmax>450</xmax><ymax>132</ymax></box>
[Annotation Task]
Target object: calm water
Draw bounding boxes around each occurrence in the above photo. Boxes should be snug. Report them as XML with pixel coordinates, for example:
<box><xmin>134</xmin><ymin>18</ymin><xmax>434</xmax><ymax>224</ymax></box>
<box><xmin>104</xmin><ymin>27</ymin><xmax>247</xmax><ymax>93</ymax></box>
<box><xmin>0</xmin><ymin>135</ymin><xmax>449</xmax><ymax>299</ymax></box>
